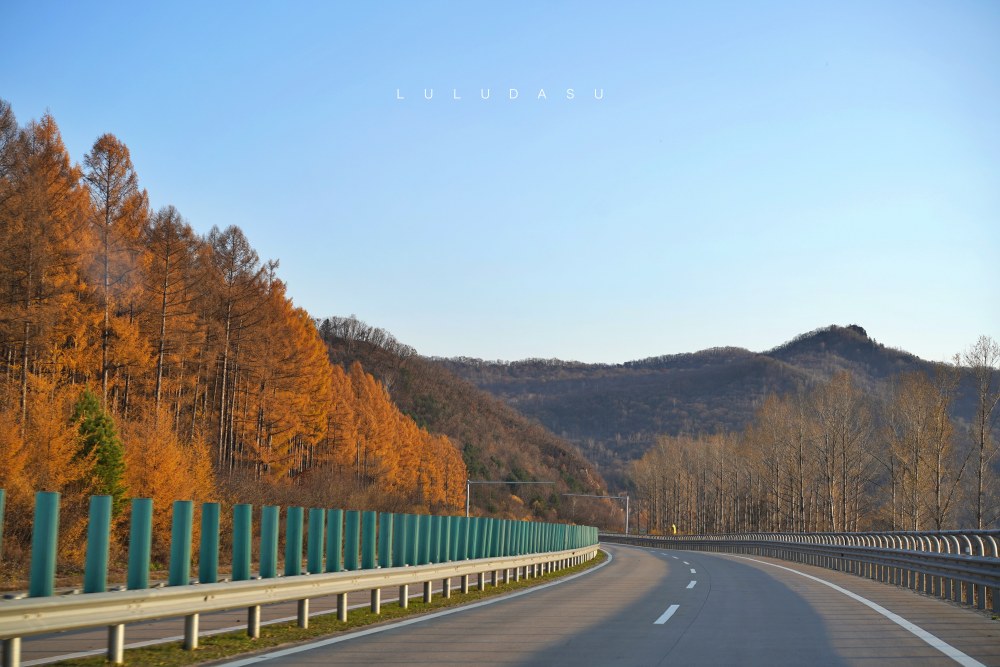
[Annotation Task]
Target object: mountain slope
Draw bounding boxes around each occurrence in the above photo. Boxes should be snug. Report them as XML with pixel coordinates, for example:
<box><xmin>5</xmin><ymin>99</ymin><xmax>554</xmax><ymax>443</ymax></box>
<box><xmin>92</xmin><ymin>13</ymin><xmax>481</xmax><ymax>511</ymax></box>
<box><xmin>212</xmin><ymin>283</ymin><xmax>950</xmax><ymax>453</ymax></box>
<box><xmin>317</xmin><ymin>317</ymin><xmax>617</xmax><ymax>526</ymax></box>
<box><xmin>438</xmin><ymin>325</ymin><xmax>974</xmax><ymax>484</ymax></box>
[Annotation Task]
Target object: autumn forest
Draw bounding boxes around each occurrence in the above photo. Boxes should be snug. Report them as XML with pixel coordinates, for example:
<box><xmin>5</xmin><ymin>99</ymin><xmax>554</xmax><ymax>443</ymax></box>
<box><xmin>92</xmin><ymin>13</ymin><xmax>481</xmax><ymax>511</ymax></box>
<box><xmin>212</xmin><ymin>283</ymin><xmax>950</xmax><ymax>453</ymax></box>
<box><xmin>0</xmin><ymin>100</ymin><xmax>467</xmax><ymax>568</ymax></box>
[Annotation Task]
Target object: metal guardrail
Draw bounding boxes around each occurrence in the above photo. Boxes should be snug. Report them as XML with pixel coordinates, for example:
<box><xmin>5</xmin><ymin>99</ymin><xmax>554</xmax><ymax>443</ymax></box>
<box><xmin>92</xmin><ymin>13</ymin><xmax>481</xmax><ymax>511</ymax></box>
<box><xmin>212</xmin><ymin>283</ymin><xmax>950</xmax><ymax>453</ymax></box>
<box><xmin>0</xmin><ymin>545</ymin><xmax>599</xmax><ymax>667</ymax></box>
<box><xmin>600</xmin><ymin>530</ymin><xmax>1000</xmax><ymax>615</ymax></box>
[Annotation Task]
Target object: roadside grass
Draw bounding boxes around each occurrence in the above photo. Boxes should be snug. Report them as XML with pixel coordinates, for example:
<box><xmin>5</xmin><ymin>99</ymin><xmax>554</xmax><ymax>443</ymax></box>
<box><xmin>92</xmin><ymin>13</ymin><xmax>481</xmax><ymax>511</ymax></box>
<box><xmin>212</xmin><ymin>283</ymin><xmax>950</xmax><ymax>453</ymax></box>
<box><xmin>52</xmin><ymin>551</ymin><xmax>607</xmax><ymax>666</ymax></box>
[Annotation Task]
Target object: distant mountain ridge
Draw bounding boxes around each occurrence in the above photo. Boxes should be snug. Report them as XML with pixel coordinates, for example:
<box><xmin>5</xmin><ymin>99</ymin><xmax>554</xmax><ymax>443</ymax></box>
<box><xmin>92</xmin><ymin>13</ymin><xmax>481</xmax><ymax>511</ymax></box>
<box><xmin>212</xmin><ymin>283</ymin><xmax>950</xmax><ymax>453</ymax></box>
<box><xmin>435</xmin><ymin>325</ymin><xmax>971</xmax><ymax>485</ymax></box>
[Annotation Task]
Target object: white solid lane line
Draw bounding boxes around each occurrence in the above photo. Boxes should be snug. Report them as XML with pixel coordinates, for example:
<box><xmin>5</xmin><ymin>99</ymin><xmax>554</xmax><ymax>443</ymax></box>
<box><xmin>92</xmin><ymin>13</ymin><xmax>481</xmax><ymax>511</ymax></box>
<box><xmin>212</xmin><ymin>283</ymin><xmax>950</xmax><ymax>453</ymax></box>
<box><xmin>687</xmin><ymin>581</ymin><xmax>696</xmax><ymax>589</ymax></box>
<box><xmin>654</xmin><ymin>604</ymin><xmax>680</xmax><ymax>625</ymax></box>
<box><xmin>733</xmin><ymin>556</ymin><xmax>985</xmax><ymax>667</ymax></box>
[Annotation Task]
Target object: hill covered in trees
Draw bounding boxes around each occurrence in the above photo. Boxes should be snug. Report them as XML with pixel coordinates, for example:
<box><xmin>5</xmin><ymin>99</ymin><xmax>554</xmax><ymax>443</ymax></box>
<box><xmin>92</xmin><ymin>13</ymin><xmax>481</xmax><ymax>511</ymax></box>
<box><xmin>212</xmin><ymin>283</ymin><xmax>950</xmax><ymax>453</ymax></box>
<box><xmin>317</xmin><ymin>316</ymin><xmax>618</xmax><ymax>528</ymax></box>
<box><xmin>437</xmin><ymin>325</ymin><xmax>991</xmax><ymax>486</ymax></box>
<box><xmin>0</xmin><ymin>100</ymin><xmax>466</xmax><ymax>571</ymax></box>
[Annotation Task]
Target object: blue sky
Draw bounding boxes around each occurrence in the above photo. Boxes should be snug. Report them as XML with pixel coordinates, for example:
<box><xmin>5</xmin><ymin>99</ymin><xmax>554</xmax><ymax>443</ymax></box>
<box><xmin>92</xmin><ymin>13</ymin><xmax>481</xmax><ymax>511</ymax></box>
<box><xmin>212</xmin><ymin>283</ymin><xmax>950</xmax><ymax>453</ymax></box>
<box><xmin>2</xmin><ymin>1</ymin><xmax>997</xmax><ymax>363</ymax></box>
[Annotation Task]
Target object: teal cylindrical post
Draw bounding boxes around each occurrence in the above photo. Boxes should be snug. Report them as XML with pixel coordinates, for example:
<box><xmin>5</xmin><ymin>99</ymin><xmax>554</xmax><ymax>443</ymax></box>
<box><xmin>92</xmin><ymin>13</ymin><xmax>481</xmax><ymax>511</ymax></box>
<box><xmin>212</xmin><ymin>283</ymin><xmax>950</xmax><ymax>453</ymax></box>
<box><xmin>0</xmin><ymin>488</ymin><xmax>6</xmax><ymax>562</ymax></box>
<box><xmin>362</xmin><ymin>511</ymin><xmax>377</xmax><ymax>569</ymax></box>
<box><xmin>479</xmin><ymin>518</ymin><xmax>491</xmax><ymax>558</ymax></box>
<box><xmin>29</xmin><ymin>491</ymin><xmax>60</xmax><ymax>597</ymax></box>
<box><xmin>457</xmin><ymin>516</ymin><xmax>469</xmax><ymax>560</ymax></box>
<box><xmin>344</xmin><ymin>510</ymin><xmax>360</xmax><ymax>571</ymax></box>
<box><xmin>378</xmin><ymin>513</ymin><xmax>393</xmax><ymax>568</ymax></box>
<box><xmin>479</xmin><ymin>517</ymin><xmax>490</xmax><ymax>558</ymax></box>
<box><xmin>127</xmin><ymin>498</ymin><xmax>153</xmax><ymax>589</ymax></box>
<box><xmin>419</xmin><ymin>515</ymin><xmax>431</xmax><ymax>565</ymax></box>
<box><xmin>469</xmin><ymin>518</ymin><xmax>481</xmax><ymax>559</ymax></box>
<box><xmin>405</xmin><ymin>514</ymin><xmax>419</xmax><ymax>566</ymax></box>
<box><xmin>232</xmin><ymin>504</ymin><xmax>252</xmax><ymax>581</ymax></box>
<box><xmin>392</xmin><ymin>513</ymin><xmax>406</xmax><ymax>567</ymax></box>
<box><xmin>488</xmin><ymin>518</ymin><xmax>499</xmax><ymax>558</ymax></box>
<box><xmin>83</xmin><ymin>495</ymin><xmax>112</xmax><ymax>593</ymax></box>
<box><xmin>260</xmin><ymin>505</ymin><xmax>280</xmax><ymax>578</ymax></box>
<box><xmin>285</xmin><ymin>506</ymin><xmax>304</xmax><ymax>576</ymax></box>
<box><xmin>326</xmin><ymin>509</ymin><xmax>343</xmax><ymax>572</ymax></box>
<box><xmin>440</xmin><ymin>515</ymin><xmax>451</xmax><ymax>562</ymax></box>
<box><xmin>168</xmin><ymin>500</ymin><xmax>193</xmax><ymax>586</ymax></box>
<box><xmin>429</xmin><ymin>515</ymin><xmax>441</xmax><ymax>564</ymax></box>
<box><xmin>199</xmin><ymin>502</ymin><xmax>220</xmax><ymax>584</ymax></box>
<box><xmin>307</xmin><ymin>508</ymin><xmax>325</xmax><ymax>574</ymax></box>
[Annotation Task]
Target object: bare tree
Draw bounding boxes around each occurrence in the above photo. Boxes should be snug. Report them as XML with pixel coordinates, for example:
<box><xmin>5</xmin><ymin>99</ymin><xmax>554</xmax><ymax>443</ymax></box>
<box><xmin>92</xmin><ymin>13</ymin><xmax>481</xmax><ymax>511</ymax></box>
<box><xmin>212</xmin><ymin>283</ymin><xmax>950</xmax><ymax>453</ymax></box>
<box><xmin>963</xmin><ymin>336</ymin><xmax>1000</xmax><ymax>528</ymax></box>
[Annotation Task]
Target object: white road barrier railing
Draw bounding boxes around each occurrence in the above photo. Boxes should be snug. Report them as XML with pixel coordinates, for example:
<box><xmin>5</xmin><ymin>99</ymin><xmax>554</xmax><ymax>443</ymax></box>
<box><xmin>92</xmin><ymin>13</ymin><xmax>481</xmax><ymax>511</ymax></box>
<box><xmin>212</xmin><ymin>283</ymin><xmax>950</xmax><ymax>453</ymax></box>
<box><xmin>0</xmin><ymin>545</ymin><xmax>599</xmax><ymax>667</ymax></box>
<box><xmin>601</xmin><ymin>530</ymin><xmax>1000</xmax><ymax>614</ymax></box>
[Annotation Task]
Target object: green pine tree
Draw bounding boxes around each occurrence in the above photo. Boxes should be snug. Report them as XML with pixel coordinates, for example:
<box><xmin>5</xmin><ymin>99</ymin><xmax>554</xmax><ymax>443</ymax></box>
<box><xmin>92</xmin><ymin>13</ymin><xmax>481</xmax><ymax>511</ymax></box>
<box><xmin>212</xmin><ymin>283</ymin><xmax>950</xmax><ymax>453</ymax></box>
<box><xmin>72</xmin><ymin>389</ymin><xmax>127</xmax><ymax>514</ymax></box>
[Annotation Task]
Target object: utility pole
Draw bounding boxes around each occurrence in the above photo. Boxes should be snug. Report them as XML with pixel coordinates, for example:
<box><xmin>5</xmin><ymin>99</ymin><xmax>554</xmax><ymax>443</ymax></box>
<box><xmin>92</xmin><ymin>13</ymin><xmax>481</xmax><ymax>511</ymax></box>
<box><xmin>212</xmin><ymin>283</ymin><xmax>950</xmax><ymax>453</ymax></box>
<box><xmin>562</xmin><ymin>493</ymin><xmax>630</xmax><ymax>534</ymax></box>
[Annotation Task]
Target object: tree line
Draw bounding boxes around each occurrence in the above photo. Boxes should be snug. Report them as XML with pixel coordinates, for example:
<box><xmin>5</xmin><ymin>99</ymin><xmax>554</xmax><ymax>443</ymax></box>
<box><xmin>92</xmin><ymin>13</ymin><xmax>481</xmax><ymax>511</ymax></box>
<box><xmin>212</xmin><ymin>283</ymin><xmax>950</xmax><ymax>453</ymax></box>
<box><xmin>629</xmin><ymin>338</ymin><xmax>1000</xmax><ymax>534</ymax></box>
<box><xmin>0</xmin><ymin>100</ymin><xmax>466</xmax><ymax>568</ymax></box>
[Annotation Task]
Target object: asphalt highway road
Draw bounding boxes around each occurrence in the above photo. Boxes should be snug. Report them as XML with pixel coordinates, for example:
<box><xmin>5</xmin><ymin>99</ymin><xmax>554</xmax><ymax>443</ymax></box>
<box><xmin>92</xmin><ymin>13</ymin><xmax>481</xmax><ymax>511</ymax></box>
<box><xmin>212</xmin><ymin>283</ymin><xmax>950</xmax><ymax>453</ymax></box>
<box><xmin>218</xmin><ymin>544</ymin><xmax>1000</xmax><ymax>667</ymax></box>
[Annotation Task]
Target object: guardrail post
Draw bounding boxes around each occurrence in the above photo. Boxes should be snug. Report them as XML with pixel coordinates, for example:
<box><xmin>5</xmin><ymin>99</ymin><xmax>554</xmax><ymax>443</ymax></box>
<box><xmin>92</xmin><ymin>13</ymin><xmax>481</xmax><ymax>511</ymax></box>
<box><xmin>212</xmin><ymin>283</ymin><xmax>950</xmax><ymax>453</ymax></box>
<box><xmin>337</xmin><ymin>592</ymin><xmax>348</xmax><ymax>621</ymax></box>
<box><xmin>84</xmin><ymin>495</ymin><xmax>112</xmax><ymax>593</ymax></box>
<box><xmin>199</xmin><ymin>502</ymin><xmax>220</xmax><ymax>584</ymax></box>
<box><xmin>251</xmin><ymin>503</ymin><xmax>278</xmax><ymax>637</ymax></box>
<box><xmin>344</xmin><ymin>510</ymin><xmax>360</xmax><ymax>571</ymax></box>
<box><xmin>371</xmin><ymin>587</ymin><xmax>381</xmax><ymax>614</ymax></box>
<box><xmin>169</xmin><ymin>500</ymin><xmax>197</xmax><ymax>650</ymax></box>
<box><xmin>326</xmin><ymin>509</ymin><xmax>343</xmax><ymax>573</ymax></box>
<box><xmin>423</xmin><ymin>579</ymin><xmax>432</xmax><ymax>603</ymax></box>
<box><xmin>3</xmin><ymin>638</ymin><xmax>20</xmax><ymax>667</ymax></box>
<box><xmin>107</xmin><ymin>624</ymin><xmax>123</xmax><ymax>664</ymax></box>
<box><xmin>248</xmin><ymin>605</ymin><xmax>261</xmax><ymax>639</ymax></box>
<box><xmin>183</xmin><ymin>613</ymin><xmax>199</xmax><ymax>651</ymax></box>
<box><xmin>232</xmin><ymin>504</ymin><xmax>252</xmax><ymax>581</ymax></box>
<box><xmin>443</xmin><ymin>574</ymin><xmax>452</xmax><ymax>598</ymax></box>
<box><xmin>29</xmin><ymin>491</ymin><xmax>59</xmax><ymax>597</ymax></box>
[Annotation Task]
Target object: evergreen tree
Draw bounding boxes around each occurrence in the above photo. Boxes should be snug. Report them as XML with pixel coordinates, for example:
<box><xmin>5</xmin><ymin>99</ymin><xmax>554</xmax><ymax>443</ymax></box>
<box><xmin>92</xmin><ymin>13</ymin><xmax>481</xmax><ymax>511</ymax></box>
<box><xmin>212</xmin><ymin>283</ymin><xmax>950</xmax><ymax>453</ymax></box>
<box><xmin>72</xmin><ymin>388</ymin><xmax>127</xmax><ymax>513</ymax></box>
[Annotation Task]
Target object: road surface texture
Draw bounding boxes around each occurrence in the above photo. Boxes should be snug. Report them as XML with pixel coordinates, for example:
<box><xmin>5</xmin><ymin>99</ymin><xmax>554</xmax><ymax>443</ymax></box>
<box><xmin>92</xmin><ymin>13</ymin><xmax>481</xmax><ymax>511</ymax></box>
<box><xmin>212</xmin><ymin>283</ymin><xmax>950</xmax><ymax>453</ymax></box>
<box><xmin>216</xmin><ymin>544</ymin><xmax>999</xmax><ymax>667</ymax></box>
<box><xmin>20</xmin><ymin>577</ymin><xmax>469</xmax><ymax>665</ymax></box>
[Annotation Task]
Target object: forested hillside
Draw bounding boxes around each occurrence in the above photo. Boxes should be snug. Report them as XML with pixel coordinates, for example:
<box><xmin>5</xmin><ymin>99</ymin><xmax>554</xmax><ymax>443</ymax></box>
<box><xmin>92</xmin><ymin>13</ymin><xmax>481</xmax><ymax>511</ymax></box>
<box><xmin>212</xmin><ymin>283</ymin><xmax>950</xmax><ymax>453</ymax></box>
<box><xmin>0</xmin><ymin>100</ymin><xmax>465</xmax><ymax>568</ymax></box>
<box><xmin>317</xmin><ymin>316</ymin><xmax>620</xmax><ymax>527</ymax></box>
<box><xmin>439</xmin><ymin>326</ymin><xmax>990</xmax><ymax>484</ymax></box>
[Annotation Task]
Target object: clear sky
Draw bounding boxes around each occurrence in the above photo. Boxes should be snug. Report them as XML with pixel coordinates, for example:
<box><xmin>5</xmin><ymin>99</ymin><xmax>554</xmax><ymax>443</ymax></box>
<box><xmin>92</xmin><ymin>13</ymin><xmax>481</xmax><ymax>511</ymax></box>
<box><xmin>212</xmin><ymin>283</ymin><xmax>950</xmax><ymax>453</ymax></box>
<box><xmin>2</xmin><ymin>1</ymin><xmax>997</xmax><ymax>363</ymax></box>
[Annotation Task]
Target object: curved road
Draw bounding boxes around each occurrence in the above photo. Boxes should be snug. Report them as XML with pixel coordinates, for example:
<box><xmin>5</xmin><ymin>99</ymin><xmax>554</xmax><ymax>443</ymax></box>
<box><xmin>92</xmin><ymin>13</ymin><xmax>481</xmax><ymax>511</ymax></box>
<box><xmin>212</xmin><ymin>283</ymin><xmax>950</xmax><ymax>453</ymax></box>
<box><xmin>220</xmin><ymin>544</ymin><xmax>1000</xmax><ymax>667</ymax></box>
